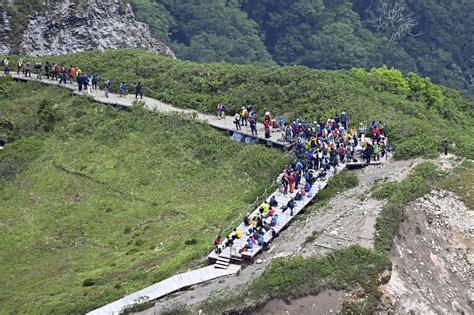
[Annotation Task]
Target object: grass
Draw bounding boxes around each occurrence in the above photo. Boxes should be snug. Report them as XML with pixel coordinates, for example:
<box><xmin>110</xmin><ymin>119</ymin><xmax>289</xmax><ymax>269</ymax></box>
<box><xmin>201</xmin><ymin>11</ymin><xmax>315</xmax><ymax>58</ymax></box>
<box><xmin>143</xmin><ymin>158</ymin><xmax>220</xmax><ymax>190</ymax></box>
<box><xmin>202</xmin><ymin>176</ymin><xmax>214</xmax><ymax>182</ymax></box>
<box><xmin>438</xmin><ymin>160</ymin><xmax>474</xmax><ymax>210</ymax></box>
<box><xmin>0</xmin><ymin>78</ymin><xmax>289</xmax><ymax>313</ymax></box>
<box><xmin>7</xmin><ymin>48</ymin><xmax>474</xmax><ymax>159</ymax></box>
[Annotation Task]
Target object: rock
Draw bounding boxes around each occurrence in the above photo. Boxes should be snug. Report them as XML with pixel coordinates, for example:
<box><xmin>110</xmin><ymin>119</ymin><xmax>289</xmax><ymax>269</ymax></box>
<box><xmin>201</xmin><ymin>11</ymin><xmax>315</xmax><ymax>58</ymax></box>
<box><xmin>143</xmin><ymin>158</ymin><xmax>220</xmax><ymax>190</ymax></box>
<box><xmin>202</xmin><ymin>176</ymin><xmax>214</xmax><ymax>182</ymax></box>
<box><xmin>1</xmin><ymin>0</ymin><xmax>175</xmax><ymax>58</ymax></box>
<box><xmin>256</xmin><ymin>259</ymin><xmax>263</xmax><ymax>264</ymax></box>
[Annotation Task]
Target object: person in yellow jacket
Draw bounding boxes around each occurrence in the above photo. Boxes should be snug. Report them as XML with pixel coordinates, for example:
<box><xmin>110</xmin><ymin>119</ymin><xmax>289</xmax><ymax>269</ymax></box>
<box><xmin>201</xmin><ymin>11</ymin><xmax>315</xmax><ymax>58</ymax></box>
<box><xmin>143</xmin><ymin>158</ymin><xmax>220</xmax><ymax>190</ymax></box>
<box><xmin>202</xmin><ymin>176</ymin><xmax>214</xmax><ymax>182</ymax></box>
<box><xmin>233</xmin><ymin>228</ymin><xmax>242</xmax><ymax>239</ymax></box>
<box><xmin>3</xmin><ymin>57</ymin><xmax>10</xmax><ymax>75</ymax></box>
<box><xmin>17</xmin><ymin>59</ymin><xmax>23</xmax><ymax>74</ymax></box>
<box><xmin>240</xmin><ymin>106</ymin><xmax>248</xmax><ymax>126</ymax></box>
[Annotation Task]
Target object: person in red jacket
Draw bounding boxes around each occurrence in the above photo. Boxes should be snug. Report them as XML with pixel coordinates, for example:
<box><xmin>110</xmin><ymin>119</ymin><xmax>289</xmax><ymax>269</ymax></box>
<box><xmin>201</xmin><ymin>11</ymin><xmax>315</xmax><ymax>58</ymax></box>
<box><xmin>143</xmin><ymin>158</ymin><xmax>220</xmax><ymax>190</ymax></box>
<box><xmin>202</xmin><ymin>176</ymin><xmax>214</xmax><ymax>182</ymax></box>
<box><xmin>263</xmin><ymin>119</ymin><xmax>270</xmax><ymax>138</ymax></box>
<box><xmin>288</xmin><ymin>172</ymin><xmax>295</xmax><ymax>193</ymax></box>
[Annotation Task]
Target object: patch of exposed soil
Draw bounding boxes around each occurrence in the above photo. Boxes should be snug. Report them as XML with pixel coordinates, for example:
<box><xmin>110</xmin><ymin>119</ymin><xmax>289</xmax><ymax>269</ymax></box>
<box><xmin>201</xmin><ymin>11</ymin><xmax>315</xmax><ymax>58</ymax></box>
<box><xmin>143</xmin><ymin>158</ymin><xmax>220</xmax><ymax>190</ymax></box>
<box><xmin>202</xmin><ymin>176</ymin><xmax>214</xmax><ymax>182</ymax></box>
<box><xmin>256</xmin><ymin>290</ymin><xmax>345</xmax><ymax>315</ymax></box>
<box><xmin>378</xmin><ymin>190</ymin><xmax>474</xmax><ymax>314</ymax></box>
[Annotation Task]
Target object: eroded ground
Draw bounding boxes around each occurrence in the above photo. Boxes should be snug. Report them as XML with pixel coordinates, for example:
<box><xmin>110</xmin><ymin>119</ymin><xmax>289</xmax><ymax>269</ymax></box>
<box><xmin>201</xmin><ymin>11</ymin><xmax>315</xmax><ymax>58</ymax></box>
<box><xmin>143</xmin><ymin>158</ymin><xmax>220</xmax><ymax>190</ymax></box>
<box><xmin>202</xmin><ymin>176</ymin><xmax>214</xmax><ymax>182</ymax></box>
<box><xmin>379</xmin><ymin>190</ymin><xmax>474</xmax><ymax>314</ymax></box>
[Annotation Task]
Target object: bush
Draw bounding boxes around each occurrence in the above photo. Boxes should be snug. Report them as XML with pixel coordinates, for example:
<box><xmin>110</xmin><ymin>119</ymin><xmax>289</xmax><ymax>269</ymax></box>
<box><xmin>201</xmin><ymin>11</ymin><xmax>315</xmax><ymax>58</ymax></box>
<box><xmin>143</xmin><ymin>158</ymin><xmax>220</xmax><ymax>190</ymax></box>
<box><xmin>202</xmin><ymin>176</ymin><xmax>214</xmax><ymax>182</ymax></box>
<box><xmin>7</xmin><ymin>49</ymin><xmax>472</xmax><ymax>160</ymax></box>
<box><xmin>82</xmin><ymin>278</ymin><xmax>95</xmax><ymax>287</ymax></box>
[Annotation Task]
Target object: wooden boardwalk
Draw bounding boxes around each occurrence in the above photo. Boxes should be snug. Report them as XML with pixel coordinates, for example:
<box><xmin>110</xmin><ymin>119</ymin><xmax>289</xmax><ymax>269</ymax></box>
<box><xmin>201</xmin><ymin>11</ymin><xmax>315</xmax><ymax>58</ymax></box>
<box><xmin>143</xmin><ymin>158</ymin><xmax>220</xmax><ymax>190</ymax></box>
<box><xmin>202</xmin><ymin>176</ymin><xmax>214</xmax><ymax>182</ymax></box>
<box><xmin>87</xmin><ymin>264</ymin><xmax>241</xmax><ymax>315</ymax></box>
<box><xmin>208</xmin><ymin>163</ymin><xmax>345</xmax><ymax>263</ymax></box>
<box><xmin>2</xmin><ymin>73</ymin><xmax>290</xmax><ymax>149</ymax></box>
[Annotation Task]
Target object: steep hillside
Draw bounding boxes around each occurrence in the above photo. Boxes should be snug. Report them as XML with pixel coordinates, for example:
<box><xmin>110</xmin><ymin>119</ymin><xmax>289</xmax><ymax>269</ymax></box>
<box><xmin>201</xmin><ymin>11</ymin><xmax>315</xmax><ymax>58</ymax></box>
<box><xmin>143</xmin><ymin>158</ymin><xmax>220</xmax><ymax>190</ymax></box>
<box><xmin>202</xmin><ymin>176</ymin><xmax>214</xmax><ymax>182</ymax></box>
<box><xmin>0</xmin><ymin>78</ymin><xmax>288</xmax><ymax>313</ymax></box>
<box><xmin>0</xmin><ymin>0</ymin><xmax>174</xmax><ymax>57</ymax></box>
<box><xmin>14</xmin><ymin>49</ymin><xmax>474</xmax><ymax>159</ymax></box>
<box><xmin>129</xmin><ymin>0</ymin><xmax>474</xmax><ymax>99</ymax></box>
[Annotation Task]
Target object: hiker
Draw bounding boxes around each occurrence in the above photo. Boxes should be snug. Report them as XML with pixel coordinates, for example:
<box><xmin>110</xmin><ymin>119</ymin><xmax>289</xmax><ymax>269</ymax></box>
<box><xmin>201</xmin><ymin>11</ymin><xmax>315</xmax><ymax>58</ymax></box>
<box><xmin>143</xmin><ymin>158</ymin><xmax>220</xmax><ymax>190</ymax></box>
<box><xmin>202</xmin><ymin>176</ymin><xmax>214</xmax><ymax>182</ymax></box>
<box><xmin>262</xmin><ymin>201</ymin><xmax>270</xmax><ymax>213</ymax></box>
<box><xmin>365</xmin><ymin>144</ymin><xmax>373</xmax><ymax>164</ymax></box>
<box><xmin>45</xmin><ymin>62</ymin><xmax>51</xmax><ymax>79</ymax></box>
<box><xmin>234</xmin><ymin>113</ymin><xmax>241</xmax><ymax>130</ymax></box>
<box><xmin>265</xmin><ymin>207</ymin><xmax>275</xmax><ymax>218</ymax></box>
<box><xmin>442</xmin><ymin>139</ymin><xmax>449</xmax><ymax>155</ymax></box>
<box><xmin>216</xmin><ymin>103</ymin><xmax>223</xmax><ymax>118</ymax></box>
<box><xmin>77</xmin><ymin>73</ymin><xmax>83</xmax><ymax>92</ymax></box>
<box><xmin>269</xmin><ymin>195</ymin><xmax>278</xmax><ymax>207</ymax></box>
<box><xmin>68</xmin><ymin>65</ymin><xmax>75</xmax><ymax>84</ymax></box>
<box><xmin>35</xmin><ymin>62</ymin><xmax>42</xmax><ymax>80</ymax></box>
<box><xmin>103</xmin><ymin>79</ymin><xmax>111</xmax><ymax>98</ymax></box>
<box><xmin>341</xmin><ymin>111</ymin><xmax>348</xmax><ymax>129</ymax></box>
<box><xmin>3</xmin><ymin>57</ymin><xmax>9</xmax><ymax>75</ymax></box>
<box><xmin>86</xmin><ymin>74</ymin><xmax>92</xmax><ymax>95</ymax></box>
<box><xmin>135</xmin><ymin>82</ymin><xmax>143</xmax><ymax>99</ymax></box>
<box><xmin>225</xmin><ymin>235</ymin><xmax>234</xmax><ymax>248</ymax></box>
<box><xmin>91</xmin><ymin>74</ymin><xmax>98</xmax><ymax>90</ymax></box>
<box><xmin>240</xmin><ymin>106</ymin><xmax>248</xmax><ymax>126</ymax></box>
<box><xmin>285</xmin><ymin>124</ymin><xmax>293</xmax><ymax>142</ymax></box>
<box><xmin>233</xmin><ymin>228</ymin><xmax>242</xmax><ymax>239</ymax></box>
<box><xmin>249</xmin><ymin>116</ymin><xmax>257</xmax><ymax>136</ymax></box>
<box><xmin>52</xmin><ymin>63</ymin><xmax>59</xmax><ymax>80</ymax></box>
<box><xmin>263</xmin><ymin>118</ymin><xmax>270</xmax><ymax>139</ymax></box>
<box><xmin>282</xmin><ymin>174</ymin><xmax>289</xmax><ymax>195</ymax></box>
<box><xmin>373</xmin><ymin>142</ymin><xmax>380</xmax><ymax>161</ymax></box>
<box><xmin>24</xmin><ymin>61</ymin><xmax>31</xmax><ymax>77</ymax></box>
<box><xmin>282</xmin><ymin>199</ymin><xmax>296</xmax><ymax>216</ymax></box>
<box><xmin>305</xmin><ymin>182</ymin><xmax>311</xmax><ymax>193</ymax></box>
<box><xmin>119</xmin><ymin>82</ymin><xmax>127</xmax><ymax>97</ymax></box>
<box><xmin>214</xmin><ymin>234</ymin><xmax>222</xmax><ymax>252</ymax></box>
<box><xmin>288</xmin><ymin>172</ymin><xmax>295</xmax><ymax>193</ymax></box>
<box><xmin>59</xmin><ymin>64</ymin><xmax>67</xmax><ymax>84</ymax></box>
<box><xmin>243</xmin><ymin>214</ymin><xmax>250</xmax><ymax>226</ymax></box>
<box><xmin>246</xmin><ymin>238</ymin><xmax>254</xmax><ymax>251</ymax></box>
<box><xmin>270</xmin><ymin>214</ymin><xmax>279</xmax><ymax>227</ymax></box>
<box><xmin>338</xmin><ymin>144</ymin><xmax>346</xmax><ymax>163</ymax></box>
<box><xmin>16</xmin><ymin>59</ymin><xmax>23</xmax><ymax>74</ymax></box>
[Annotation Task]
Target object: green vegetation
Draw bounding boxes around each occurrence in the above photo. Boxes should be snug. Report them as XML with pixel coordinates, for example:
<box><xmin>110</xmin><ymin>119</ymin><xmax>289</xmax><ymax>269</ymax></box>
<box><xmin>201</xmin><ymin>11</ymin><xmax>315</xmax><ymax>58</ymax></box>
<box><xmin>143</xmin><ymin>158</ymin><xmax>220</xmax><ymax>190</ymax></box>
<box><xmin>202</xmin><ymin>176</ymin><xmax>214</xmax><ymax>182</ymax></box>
<box><xmin>438</xmin><ymin>160</ymin><xmax>474</xmax><ymax>210</ymax></box>
<box><xmin>126</xmin><ymin>0</ymin><xmax>474</xmax><ymax>98</ymax></box>
<box><xmin>129</xmin><ymin>0</ymin><xmax>274</xmax><ymax>65</ymax></box>
<box><xmin>191</xmin><ymin>246</ymin><xmax>390</xmax><ymax>314</ymax></box>
<box><xmin>10</xmin><ymin>49</ymin><xmax>474</xmax><ymax>159</ymax></box>
<box><xmin>0</xmin><ymin>78</ymin><xmax>289</xmax><ymax>313</ymax></box>
<box><xmin>3</xmin><ymin>0</ymin><xmax>473</xmax><ymax>97</ymax></box>
<box><xmin>372</xmin><ymin>162</ymin><xmax>444</xmax><ymax>252</ymax></box>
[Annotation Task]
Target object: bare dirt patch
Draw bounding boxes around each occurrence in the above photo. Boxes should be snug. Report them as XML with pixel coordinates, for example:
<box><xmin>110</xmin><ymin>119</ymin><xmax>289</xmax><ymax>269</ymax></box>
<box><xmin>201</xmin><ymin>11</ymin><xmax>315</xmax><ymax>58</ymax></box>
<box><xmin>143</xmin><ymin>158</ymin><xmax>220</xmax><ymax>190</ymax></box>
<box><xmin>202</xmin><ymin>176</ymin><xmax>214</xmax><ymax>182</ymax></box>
<box><xmin>256</xmin><ymin>290</ymin><xmax>345</xmax><ymax>315</ymax></box>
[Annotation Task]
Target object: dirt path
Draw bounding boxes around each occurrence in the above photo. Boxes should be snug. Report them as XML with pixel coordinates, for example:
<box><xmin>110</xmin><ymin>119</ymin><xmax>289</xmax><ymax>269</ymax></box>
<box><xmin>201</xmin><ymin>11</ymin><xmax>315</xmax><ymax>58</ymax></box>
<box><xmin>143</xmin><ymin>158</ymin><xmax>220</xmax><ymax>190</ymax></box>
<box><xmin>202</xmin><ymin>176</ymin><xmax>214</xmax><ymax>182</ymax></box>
<box><xmin>137</xmin><ymin>158</ymin><xmax>417</xmax><ymax>314</ymax></box>
<box><xmin>256</xmin><ymin>290</ymin><xmax>346</xmax><ymax>315</ymax></box>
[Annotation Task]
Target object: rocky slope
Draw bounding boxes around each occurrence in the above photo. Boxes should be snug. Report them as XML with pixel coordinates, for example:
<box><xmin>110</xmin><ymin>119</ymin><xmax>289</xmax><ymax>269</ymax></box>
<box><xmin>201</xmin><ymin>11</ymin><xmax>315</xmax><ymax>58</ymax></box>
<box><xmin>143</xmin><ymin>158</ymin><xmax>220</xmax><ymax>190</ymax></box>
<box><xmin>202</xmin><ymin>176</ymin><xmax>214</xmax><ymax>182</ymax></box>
<box><xmin>0</xmin><ymin>0</ymin><xmax>175</xmax><ymax>58</ymax></box>
<box><xmin>379</xmin><ymin>189</ymin><xmax>473</xmax><ymax>314</ymax></box>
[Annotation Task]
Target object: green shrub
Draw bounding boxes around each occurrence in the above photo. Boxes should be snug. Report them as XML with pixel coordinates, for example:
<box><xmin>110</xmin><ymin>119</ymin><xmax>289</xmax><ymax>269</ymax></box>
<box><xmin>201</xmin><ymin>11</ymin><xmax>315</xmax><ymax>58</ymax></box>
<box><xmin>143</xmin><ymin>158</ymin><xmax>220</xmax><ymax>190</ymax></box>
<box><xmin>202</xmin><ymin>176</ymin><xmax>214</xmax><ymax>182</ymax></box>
<box><xmin>7</xmin><ymin>49</ymin><xmax>472</xmax><ymax>160</ymax></box>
